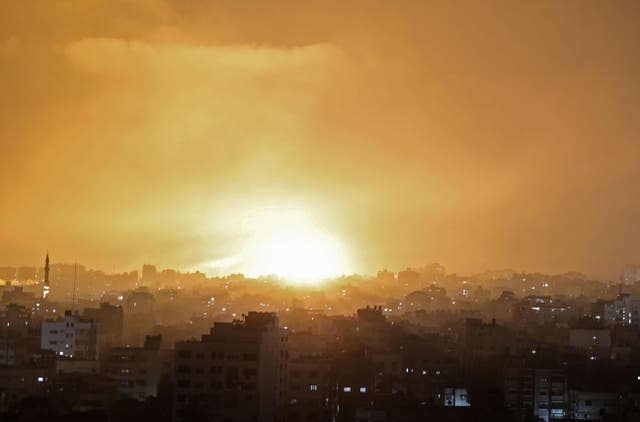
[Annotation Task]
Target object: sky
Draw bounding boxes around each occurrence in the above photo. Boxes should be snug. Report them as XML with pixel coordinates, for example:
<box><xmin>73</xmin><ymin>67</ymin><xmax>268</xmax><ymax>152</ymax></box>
<box><xmin>1</xmin><ymin>0</ymin><xmax>640</xmax><ymax>279</ymax></box>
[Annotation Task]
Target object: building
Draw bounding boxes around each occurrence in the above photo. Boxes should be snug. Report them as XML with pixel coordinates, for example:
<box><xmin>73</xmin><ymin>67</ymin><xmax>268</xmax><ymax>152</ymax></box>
<box><xmin>287</xmin><ymin>357</ymin><xmax>335</xmax><ymax>421</ymax></box>
<box><xmin>398</xmin><ymin>268</ymin><xmax>420</xmax><ymax>289</ymax></box>
<box><xmin>376</xmin><ymin>269</ymin><xmax>395</xmax><ymax>286</ymax></box>
<box><xmin>442</xmin><ymin>387</ymin><xmax>471</xmax><ymax>407</ymax></box>
<box><xmin>106</xmin><ymin>334</ymin><xmax>173</xmax><ymax>400</ymax></box>
<box><xmin>568</xmin><ymin>329</ymin><xmax>611</xmax><ymax>357</ymax></box>
<box><xmin>513</xmin><ymin>295</ymin><xmax>571</xmax><ymax>326</ymax></box>
<box><xmin>40</xmin><ymin>310</ymin><xmax>99</xmax><ymax>359</ymax></box>
<box><xmin>569</xmin><ymin>390</ymin><xmax>620</xmax><ymax>420</ymax></box>
<box><xmin>1</xmin><ymin>287</ymin><xmax>36</xmax><ymax>308</ymax></box>
<box><xmin>0</xmin><ymin>304</ymin><xmax>37</xmax><ymax>365</ymax></box>
<box><xmin>592</xmin><ymin>293</ymin><xmax>640</xmax><ymax>327</ymax></box>
<box><xmin>504</xmin><ymin>367</ymin><xmax>568</xmax><ymax>422</ymax></box>
<box><xmin>0</xmin><ymin>366</ymin><xmax>55</xmax><ymax>414</ymax></box>
<box><xmin>122</xmin><ymin>288</ymin><xmax>157</xmax><ymax>345</ymax></box>
<box><xmin>465</xmin><ymin>318</ymin><xmax>518</xmax><ymax>360</ymax></box>
<box><xmin>173</xmin><ymin>312</ymin><xmax>288</xmax><ymax>422</ymax></box>
<box><xmin>621</xmin><ymin>265</ymin><xmax>640</xmax><ymax>285</ymax></box>
<box><xmin>141</xmin><ymin>264</ymin><xmax>157</xmax><ymax>286</ymax></box>
<box><xmin>83</xmin><ymin>302</ymin><xmax>123</xmax><ymax>356</ymax></box>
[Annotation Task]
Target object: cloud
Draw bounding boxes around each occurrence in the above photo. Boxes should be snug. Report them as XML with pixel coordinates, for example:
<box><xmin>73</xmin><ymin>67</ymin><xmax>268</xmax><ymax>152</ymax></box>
<box><xmin>63</xmin><ymin>38</ymin><xmax>346</xmax><ymax>75</ymax></box>
<box><xmin>0</xmin><ymin>36</ymin><xmax>19</xmax><ymax>57</ymax></box>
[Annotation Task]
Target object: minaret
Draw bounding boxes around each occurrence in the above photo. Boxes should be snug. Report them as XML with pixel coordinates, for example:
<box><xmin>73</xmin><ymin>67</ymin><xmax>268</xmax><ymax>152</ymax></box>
<box><xmin>42</xmin><ymin>252</ymin><xmax>50</xmax><ymax>300</ymax></box>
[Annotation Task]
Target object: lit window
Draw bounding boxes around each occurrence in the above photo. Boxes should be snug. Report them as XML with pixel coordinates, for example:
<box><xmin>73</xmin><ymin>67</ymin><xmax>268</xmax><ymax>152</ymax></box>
<box><xmin>343</xmin><ymin>387</ymin><xmax>351</xmax><ymax>392</ymax></box>
<box><xmin>310</xmin><ymin>384</ymin><xmax>318</xmax><ymax>391</ymax></box>
<box><xmin>359</xmin><ymin>387</ymin><xmax>367</xmax><ymax>393</ymax></box>
<box><xmin>37</xmin><ymin>377</ymin><xmax>44</xmax><ymax>382</ymax></box>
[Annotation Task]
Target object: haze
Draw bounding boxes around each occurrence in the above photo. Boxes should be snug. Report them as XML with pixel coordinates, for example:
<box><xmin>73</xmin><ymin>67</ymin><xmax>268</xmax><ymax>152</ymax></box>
<box><xmin>2</xmin><ymin>1</ymin><xmax>640</xmax><ymax>279</ymax></box>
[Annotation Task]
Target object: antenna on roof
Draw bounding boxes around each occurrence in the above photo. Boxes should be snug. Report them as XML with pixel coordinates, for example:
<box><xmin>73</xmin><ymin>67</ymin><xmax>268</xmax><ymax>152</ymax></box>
<box><xmin>72</xmin><ymin>263</ymin><xmax>77</xmax><ymax>311</ymax></box>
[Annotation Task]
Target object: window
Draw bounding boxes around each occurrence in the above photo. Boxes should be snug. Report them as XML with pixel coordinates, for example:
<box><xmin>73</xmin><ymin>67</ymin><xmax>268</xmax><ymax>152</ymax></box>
<box><xmin>178</xmin><ymin>350</ymin><xmax>192</xmax><ymax>359</ymax></box>
<box><xmin>177</xmin><ymin>380</ymin><xmax>191</xmax><ymax>388</ymax></box>
<box><xmin>310</xmin><ymin>384</ymin><xmax>318</xmax><ymax>391</ymax></box>
<box><xmin>360</xmin><ymin>387</ymin><xmax>367</xmax><ymax>393</ymax></box>
<box><xmin>343</xmin><ymin>387</ymin><xmax>351</xmax><ymax>392</ymax></box>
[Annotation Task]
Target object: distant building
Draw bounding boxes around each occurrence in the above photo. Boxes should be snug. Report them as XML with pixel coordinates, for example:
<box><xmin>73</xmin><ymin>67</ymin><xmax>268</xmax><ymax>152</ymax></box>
<box><xmin>40</xmin><ymin>310</ymin><xmax>99</xmax><ymax>359</ymax></box>
<box><xmin>0</xmin><ymin>304</ymin><xmax>36</xmax><ymax>365</ymax></box>
<box><xmin>376</xmin><ymin>269</ymin><xmax>395</xmax><ymax>286</ymax></box>
<box><xmin>465</xmin><ymin>318</ymin><xmax>518</xmax><ymax>360</ymax></box>
<box><xmin>141</xmin><ymin>264</ymin><xmax>157</xmax><ymax>286</ymax></box>
<box><xmin>398</xmin><ymin>268</ymin><xmax>420</xmax><ymax>288</ymax></box>
<box><xmin>83</xmin><ymin>302</ymin><xmax>123</xmax><ymax>355</ymax></box>
<box><xmin>0</xmin><ymin>267</ymin><xmax>16</xmax><ymax>283</ymax></box>
<box><xmin>173</xmin><ymin>312</ymin><xmax>288</xmax><ymax>422</ymax></box>
<box><xmin>356</xmin><ymin>306</ymin><xmax>391</xmax><ymax>351</ymax></box>
<box><xmin>513</xmin><ymin>295</ymin><xmax>571</xmax><ymax>326</ymax></box>
<box><xmin>123</xmin><ymin>288</ymin><xmax>157</xmax><ymax>345</ymax></box>
<box><xmin>568</xmin><ymin>329</ymin><xmax>611</xmax><ymax>357</ymax></box>
<box><xmin>592</xmin><ymin>293</ymin><xmax>640</xmax><ymax>327</ymax></box>
<box><xmin>621</xmin><ymin>265</ymin><xmax>640</xmax><ymax>285</ymax></box>
<box><xmin>1</xmin><ymin>287</ymin><xmax>36</xmax><ymax>307</ymax></box>
<box><xmin>17</xmin><ymin>267</ymin><xmax>37</xmax><ymax>282</ymax></box>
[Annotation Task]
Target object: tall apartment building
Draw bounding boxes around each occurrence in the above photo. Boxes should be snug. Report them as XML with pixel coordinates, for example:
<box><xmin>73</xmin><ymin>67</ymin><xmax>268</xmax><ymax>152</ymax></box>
<box><xmin>504</xmin><ymin>367</ymin><xmax>568</xmax><ymax>422</ymax></box>
<box><xmin>40</xmin><ymin>310</ymin><xmax>99</xmax><ymax>359</ymax></box>
<box><xmin>173</xmin><ymin>312</ymin><xmax>288</xmax><ymax>422</ymax></box>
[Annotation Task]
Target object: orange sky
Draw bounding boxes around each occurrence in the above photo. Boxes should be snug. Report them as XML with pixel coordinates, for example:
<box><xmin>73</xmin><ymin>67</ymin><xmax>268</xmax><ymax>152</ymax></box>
<box><xmin>1</xmin><ymin>1</ymin><xmax>640</xmax><ymax>278</ymax></box>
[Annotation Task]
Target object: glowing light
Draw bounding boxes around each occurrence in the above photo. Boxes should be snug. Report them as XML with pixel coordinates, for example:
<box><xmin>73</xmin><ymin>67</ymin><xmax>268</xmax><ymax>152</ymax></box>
<box><xmin>238</xmin><ymin>206</ymin><xmax>351</xmax><ymax>283</ymax></box>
